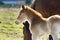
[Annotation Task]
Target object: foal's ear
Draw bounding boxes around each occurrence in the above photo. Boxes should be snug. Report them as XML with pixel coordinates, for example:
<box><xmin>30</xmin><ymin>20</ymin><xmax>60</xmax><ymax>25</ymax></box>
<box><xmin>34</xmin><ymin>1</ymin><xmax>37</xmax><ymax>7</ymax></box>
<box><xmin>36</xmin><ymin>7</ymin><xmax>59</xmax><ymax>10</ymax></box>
<box><xmin>22</xmin><ymin>5</ymin><xmax>26</xmax><ymax>9</ymax></box>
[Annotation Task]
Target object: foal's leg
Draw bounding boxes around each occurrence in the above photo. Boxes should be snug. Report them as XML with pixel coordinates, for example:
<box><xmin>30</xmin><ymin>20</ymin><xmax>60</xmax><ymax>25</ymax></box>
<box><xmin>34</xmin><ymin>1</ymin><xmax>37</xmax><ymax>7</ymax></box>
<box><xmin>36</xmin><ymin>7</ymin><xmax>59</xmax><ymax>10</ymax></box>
<box><xmin>51</xmin><ymin>32</ymin><xmax>59</xmax><ymax>40</ymax></box>
<box><xmin>51</xmin><ymin>25</ymin><xmax>59</xmax><ymax>40</ymax></box>
<box><xmin>31</xmin><ymin>29</ymin><xmax>38</xmax><ymax>40</ymax></box>
<box><xmin>31</xmin><ymin>27</ymin><xmax>39</xmax><ymax>40</ymax></box>
<box><xmin>32</xmin><ymin>34</ymin><xmax>38</xmax><ymax>40</ymax></box>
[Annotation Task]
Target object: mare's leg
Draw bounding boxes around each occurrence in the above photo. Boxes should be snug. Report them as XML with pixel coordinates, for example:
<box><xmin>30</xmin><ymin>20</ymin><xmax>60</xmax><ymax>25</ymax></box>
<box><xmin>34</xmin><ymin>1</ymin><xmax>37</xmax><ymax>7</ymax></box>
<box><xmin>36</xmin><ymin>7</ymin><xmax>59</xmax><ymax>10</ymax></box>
<box><xmin>23</xmin><ymin>21</ymin><xmax>32</xmax><ymax>40</ymax></box>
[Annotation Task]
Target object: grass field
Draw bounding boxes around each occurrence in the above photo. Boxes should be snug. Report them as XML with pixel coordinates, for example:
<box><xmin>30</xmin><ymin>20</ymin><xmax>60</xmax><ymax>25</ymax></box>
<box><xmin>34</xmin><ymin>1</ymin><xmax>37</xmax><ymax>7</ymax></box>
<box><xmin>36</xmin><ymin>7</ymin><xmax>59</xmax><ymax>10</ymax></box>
<box><xmin>0</xmin><ymin>8</ymin><xmax>23</xmax><ymax>40</ymax></box>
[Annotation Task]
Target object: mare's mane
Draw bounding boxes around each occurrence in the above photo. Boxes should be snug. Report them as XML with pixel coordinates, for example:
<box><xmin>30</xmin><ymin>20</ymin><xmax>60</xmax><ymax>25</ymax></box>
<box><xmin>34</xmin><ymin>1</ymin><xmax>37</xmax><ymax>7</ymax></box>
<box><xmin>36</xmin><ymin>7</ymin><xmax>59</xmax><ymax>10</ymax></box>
<box><xmin>23</xmin><ymin>5</ymin><xmax>43</xmax><ymax>18</ymax></box>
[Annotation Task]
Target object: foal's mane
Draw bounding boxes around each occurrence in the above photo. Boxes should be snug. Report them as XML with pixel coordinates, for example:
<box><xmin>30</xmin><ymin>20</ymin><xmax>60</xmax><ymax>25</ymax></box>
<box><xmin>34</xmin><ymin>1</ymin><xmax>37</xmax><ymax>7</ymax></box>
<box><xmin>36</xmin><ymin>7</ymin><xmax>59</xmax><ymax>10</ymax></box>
<box><xmin>24</xmin><ymin>5</ymin><xmax>44</xmax><ymax>18</ymax></box>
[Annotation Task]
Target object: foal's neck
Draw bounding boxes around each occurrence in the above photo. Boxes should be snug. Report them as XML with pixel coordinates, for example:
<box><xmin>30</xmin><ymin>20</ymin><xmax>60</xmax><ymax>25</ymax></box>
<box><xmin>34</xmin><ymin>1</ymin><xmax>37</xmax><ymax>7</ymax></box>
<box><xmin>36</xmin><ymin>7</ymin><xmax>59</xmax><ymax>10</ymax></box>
<box><xmin>26</xmin><ymin>6</ymin><xmax>44</xmax><ymax>18</ymax></box>
<box><xmin>26</xmin><ymin>10</ymin><xmax>47</xmax><ymax>24</ymax></box>
<box><xmin>25</xmin><ymin>6</ymin><xmax>47</xmax><ymax>22</ymax></box>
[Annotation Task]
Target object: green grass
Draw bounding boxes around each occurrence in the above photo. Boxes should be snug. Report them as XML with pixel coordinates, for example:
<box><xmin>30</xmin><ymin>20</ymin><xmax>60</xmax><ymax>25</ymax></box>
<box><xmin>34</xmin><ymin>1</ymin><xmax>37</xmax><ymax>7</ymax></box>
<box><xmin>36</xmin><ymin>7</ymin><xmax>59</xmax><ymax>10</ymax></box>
<box><xmin>0</xmin><ymin>8</ymin><xmax>23</xmax><ymax>40</ymax></box>
<box><xmin>0</xmin><ymin>8</ymin><xmax>60</xmax><ymax>40</ymax></box>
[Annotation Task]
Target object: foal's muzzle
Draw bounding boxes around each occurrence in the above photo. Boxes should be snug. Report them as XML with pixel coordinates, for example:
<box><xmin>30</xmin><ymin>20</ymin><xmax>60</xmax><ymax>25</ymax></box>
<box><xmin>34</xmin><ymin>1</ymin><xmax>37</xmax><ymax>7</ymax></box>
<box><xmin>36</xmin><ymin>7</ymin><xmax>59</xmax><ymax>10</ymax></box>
<box><xmin>15</xmin><ymin>19</ymin><xmax>20</xmax><ymax>24</ymax></box>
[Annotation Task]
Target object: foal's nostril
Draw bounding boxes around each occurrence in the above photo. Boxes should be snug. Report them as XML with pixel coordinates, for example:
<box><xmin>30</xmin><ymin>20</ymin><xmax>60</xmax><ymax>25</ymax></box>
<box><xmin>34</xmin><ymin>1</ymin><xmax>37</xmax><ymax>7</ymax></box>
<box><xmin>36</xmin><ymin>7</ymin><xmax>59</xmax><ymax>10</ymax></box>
<box><xmin>15</xmin><ymin>20</ymin><xmax>19</xmax><ymax>24</ymax></box>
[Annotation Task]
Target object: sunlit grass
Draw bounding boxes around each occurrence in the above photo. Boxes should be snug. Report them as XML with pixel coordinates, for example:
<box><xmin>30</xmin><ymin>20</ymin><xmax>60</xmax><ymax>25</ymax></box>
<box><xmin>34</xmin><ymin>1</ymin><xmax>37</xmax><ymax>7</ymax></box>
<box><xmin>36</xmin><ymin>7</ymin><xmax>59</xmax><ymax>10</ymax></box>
<box><xmin>0</xmin><ymin>8</ymin><xmax>23</xmax><ymax>40</ymax></box>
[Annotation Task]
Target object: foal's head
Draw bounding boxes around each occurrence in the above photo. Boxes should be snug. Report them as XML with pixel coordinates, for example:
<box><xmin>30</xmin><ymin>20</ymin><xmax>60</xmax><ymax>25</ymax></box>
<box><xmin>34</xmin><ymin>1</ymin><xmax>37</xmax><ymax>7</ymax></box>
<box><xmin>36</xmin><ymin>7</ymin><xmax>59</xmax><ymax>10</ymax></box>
<box><xmin>15</xmin><ymin>5</ymin><xmax>28</xmax><ymax>24</ymax></box>
<box><xmin>15</xmin><ymin>5</ymin><xmax>43</xmax><ymax>24</ymax></box>
<box><xmin>15</xmin><ymin>5</ymin><xmax>35</xmax><ymax>24</ymax></box>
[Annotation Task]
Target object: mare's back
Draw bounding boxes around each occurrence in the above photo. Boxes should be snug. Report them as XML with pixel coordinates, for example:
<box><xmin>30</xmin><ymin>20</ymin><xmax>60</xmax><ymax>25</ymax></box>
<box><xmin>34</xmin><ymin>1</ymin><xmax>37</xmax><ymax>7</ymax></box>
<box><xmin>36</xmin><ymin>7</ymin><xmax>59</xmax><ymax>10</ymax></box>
<box><xmin>31</xmin><ymin>0</ymin><xmax>60</xmax><ymax>17</ymax></box>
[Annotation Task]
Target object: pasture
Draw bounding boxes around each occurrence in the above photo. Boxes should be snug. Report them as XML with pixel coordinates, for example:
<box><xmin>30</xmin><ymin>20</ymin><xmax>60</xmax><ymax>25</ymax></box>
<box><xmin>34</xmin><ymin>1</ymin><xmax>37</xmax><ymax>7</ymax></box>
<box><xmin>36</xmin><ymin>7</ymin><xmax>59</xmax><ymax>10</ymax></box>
<box><xmin>0</xmin><ymin>8</ymin><xmax>23</xmax><ymax>40</ymax></box>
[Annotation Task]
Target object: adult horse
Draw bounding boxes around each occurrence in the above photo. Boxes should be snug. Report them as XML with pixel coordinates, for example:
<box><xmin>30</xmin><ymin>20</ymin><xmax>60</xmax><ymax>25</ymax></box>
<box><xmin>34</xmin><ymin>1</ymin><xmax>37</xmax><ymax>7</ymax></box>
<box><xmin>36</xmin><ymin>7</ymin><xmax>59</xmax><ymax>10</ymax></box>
<box><xmin>15</xmin><ymin>5</ymin><xmax>60</xmax><ymax>40</ymax></box>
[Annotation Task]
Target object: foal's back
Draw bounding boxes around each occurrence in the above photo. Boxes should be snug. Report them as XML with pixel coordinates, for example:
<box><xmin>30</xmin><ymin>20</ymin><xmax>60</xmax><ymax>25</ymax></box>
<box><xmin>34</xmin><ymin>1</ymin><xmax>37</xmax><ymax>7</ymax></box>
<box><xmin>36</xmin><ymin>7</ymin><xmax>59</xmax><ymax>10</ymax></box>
<box><xmin>47</xmin><ymin>15</ymin><xmax>60</xmax><ymax>32</ymax></box>
<box><xmin>48</xmin><ymin>15</ymin><xmax>60</xmax><ymax>23</ymax></box>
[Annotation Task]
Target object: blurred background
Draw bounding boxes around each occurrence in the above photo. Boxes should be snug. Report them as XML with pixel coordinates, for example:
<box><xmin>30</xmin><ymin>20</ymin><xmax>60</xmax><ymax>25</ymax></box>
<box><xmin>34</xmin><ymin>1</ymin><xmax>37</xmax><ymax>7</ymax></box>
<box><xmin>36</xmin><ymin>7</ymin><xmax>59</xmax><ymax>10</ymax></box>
<box><xmin>0</xmin><ymin>0</ymin><xmax>32</xmax><ymax>8</ymax></box>
<box><xmin>0</xmin><ymin>0</ymin><xmax>32</xmax><ymax>40</ymax></box>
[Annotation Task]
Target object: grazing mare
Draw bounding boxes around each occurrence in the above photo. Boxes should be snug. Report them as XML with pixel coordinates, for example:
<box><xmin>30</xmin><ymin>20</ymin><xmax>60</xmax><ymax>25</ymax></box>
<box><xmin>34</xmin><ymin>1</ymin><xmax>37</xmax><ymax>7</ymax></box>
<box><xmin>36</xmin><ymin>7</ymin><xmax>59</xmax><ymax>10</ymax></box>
<box><xmin>15</xmin><ymin>5</ymin><xmax>60</xmax><ymax>40</ymax></box>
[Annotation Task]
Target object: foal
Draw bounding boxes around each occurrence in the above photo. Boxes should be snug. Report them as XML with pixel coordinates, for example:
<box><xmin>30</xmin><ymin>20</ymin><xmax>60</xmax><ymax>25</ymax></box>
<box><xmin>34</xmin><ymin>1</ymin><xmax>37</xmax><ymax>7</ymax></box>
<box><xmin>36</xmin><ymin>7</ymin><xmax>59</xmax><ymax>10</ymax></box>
<box><xmin>15</xmin><ymin>5</ymin><xmax>49</xmax><ymax>40</ymax></box>
<box><xmin>15</xmin><ymin>5</ymin><xmax>60</xmax><ymax>40</ymax></box>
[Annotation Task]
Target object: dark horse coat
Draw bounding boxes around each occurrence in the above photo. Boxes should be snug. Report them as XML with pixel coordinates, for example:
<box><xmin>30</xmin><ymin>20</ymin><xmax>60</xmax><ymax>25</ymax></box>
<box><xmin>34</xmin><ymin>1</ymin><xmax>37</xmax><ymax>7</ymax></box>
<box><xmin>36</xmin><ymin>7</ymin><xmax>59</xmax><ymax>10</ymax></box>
<box><xmin>23</xmin><ymin>0</ymin><xmax>60</xmax><ymax>40</ymax></box>
<box><xmin>23</xmin><ymin>21</ymin><xmax>31</xmax><ymax>40</ymax></box>
<box><xmin>31</xmin><ymin>0</ymin><xmax>60</xmax><ymax>18</ymax></box>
